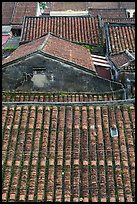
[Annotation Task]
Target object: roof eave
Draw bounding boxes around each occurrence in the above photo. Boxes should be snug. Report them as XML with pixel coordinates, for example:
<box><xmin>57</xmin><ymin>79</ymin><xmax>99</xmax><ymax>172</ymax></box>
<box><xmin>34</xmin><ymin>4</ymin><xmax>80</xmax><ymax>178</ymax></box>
<box><xmin>2</xmin><ymin>51</ymin><xmax>39</xmax><ymax>68</ymax></box>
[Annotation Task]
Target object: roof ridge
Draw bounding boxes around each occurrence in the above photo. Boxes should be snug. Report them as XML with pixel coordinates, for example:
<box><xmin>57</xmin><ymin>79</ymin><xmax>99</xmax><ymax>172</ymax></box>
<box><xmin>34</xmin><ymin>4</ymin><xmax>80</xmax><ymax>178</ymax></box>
<box><xmin>10</xmin><ymin>2</ymin><xmax>17</xmax><ymax>24</ymax></box>
<box><xmin>38</xmin><ymin>32</ymin><xmax>51</xmax><ymax>50</ymax></box>
<box><xmin>37</xmin><ymin>31</ymin><xmax>92</xmax><ymax>53</ymax></box>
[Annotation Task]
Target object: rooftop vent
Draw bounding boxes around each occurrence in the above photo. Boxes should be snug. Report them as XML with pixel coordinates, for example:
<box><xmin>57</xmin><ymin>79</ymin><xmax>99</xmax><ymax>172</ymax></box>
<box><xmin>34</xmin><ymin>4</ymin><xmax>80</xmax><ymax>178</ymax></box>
<box><xmin>110</xmin><ymin>125</ymin><xmax>118</xmax><ymax>137</ymax></box>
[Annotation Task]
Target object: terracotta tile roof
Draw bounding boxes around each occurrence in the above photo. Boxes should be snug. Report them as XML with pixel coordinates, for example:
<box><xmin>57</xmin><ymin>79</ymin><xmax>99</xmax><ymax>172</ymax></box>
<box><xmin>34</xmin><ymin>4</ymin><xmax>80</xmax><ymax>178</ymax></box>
<box><xmin>11</xmin><ymin>2</ymin><xmax>38</xmax><ymax>25</ymax></box>
<box><xmin>2</xmin><ymin>102</ymin><xmax>135</xmax><ymax>202</ymax></box>
<box><xmin>89</xmin><ymin>9</ymin><xmax>127</xmax><ymax>18</ymax></box>
<box><xmin>109</xmin><ymin>50</ymin><xmax>135</xmax><ymax>70</ymax></box>
<box><xmin>101</xmin><ymin>17</ymin><xmax>135</xmax><ymax>26</ymax></box>
<box><xmin>2</xmin><ymin>35</ymin><xmax>47</xmax><ymax>65</ymax></box>
<box><xmin>104</xmin><ymin>22</ymin><xmax>135</xmax><ymax>54</ymax></box>
<box><xmin>44</xmin><ymin>2</ymin><xmax>135</xmax><ymax>12</ymax></box>
<box><xmin>87</xmin><ymin>2</ymin><xmax>119</xmax><ymax>9</ymax></box>
<box><xmin>2</xmin><ymin>33</ymin><xmax>96</xmax><ymax>73</ymax></box>
<box><xmin>45</xmin><ymin>2</ymin><xmax>87</xmax><ymax>11</ymax></box>
<box><xmin>20</xmin><ymin>16</ymin><xmax>102</xmax><ymax>45</ymax></box>
<box><xmin>120</xmin><ymin>2</ymin><xmax>135</xmax><ymax>9</ymax></box>
<box><xmin>2</xmin><ymin>2</ymin><xmax>15</xmax><ymax>25</ymax></box>
<box><xmin>2</xmin><ymin>90</ymin><xmax>126</xmax><ymax>103</ymax></box>
<box><xmin>95</xmin><ymin>66</ymin><xmax>111</xmax><ymax>80</ymax></box>
<box><xmin>2</xmin><ymin>2</ymin><xmax>38</xmax><ymax>25</ymax></box>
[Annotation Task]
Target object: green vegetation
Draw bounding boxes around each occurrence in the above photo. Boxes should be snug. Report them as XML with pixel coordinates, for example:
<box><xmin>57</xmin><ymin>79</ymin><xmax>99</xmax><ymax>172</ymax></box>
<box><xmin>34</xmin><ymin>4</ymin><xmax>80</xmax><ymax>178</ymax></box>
<box><xmin>81</xmin><ymin>44</ymin><xmax>94</xmax><ymax>52</ymax></box>
<box><xmin>39</xmin><ymin>2</ymin><xmax>47</xmax><ymax>10</ymax></box>
<box><xmin>3</xmin><ymin>46</ymin><xmax>16</xmax><ymax>51</ymax></box>
<box><xmin>74</xmin><ymin>41</ymin><xmax>106</xmax><ymax>55</ymax></box>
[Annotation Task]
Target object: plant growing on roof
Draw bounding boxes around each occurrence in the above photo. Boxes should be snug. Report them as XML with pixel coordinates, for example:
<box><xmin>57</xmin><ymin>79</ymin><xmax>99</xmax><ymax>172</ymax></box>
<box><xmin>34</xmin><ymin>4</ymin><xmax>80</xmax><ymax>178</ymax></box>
<box><xmin>3</xmin><ymin>46</ymin><xmax>16</xmax><ymax>51</ymax></box>
<box><xmin>39</xmin><ymin>2</ymin><xmax>47</xmax><ymax>10</ymax></box>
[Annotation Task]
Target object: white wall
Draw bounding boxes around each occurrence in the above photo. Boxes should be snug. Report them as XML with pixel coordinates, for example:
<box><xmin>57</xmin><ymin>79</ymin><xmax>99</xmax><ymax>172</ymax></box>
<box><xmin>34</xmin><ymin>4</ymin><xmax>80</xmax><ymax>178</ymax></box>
<box><xmin>50</xmin><ymin>10</ymin><xmax>88</xmax><ymax>16</ymax></box>
<box><xmin>36</xmin><ymin>2</ymin><xmax>42</xmax><ymax>16</ymax></box>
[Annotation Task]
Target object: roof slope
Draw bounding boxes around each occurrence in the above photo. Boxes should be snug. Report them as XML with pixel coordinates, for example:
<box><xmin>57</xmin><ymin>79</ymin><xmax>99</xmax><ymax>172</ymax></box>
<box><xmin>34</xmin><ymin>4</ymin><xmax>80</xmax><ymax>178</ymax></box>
<box><xmin>2</xmin><ymin>33</ymin><xmax>96</xmax><ymax>73</ymax></box>
<box><xmin>20</xmin><ymin>16</ymin><xmax>102</xmax><ymax>45</ymax></box>
<box><xmin>104</xmin><ymin>22</ymin><xmax>135</xmax><ymax>54</ymax></box>
<box><xmin>2</xmin><ymin>35</ymin><xmax>47</xmax><ymax>65</ymax></box>
<box><xmin>45</xmin><ymin>2</ymin><xmax>87</xmax><ymax>11</ymax></box>
<box><xmin>89</xmin><ymin>8</ymin><xmax>127</xmax><ymax>18</ymax></box>
<box><xmin>2</xmin><ymin>103</ymin><xmax>135</xmax><ymax>202</ymax></box>
<box><xmin>120</xmin><ymin>2</ymin><xmax>135</xmax><ymax>9</ymax></box>
<box><xmin>87</xmin><ymin>2</ymin><xmax>119</xmax><ymax>9</ymax></box>
<box><xmin>109</xmin><ymin>51</ymin><xmax>135</xmax><ymax>69</ymax></box>
<box><xmin>2</xmin><ymin>2</ymin><xmax>15</xmax><ymax>25</ymax></box>
<box><xmin>2</xmin><ymin>2</ymin><xmax>38</xmax><ymax>25</ymax></box>
<box><xmin>2</xmin><ymin>37</ymin><xmax>20</xmax><ymax>50</ymax></box>
<box><xmin>109</xmin><ymin>51</ymin><xmax>135</xmax><ymax>73</ymax></box>
<box><xmin>11</xmin><ymin>2</ymin><xmax>38</xmax><ymax>25</ymax></box>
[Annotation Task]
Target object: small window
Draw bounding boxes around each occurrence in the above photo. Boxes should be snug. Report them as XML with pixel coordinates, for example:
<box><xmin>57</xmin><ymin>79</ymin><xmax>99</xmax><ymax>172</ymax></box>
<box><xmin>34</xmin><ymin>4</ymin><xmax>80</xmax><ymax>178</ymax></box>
<box><xmin>133</xmin><ymin>12</ymin><xmax>135</xmax><ymax>18</ymax></box>
<box><xmin>11</xmin><ymin>28</ymin><xmax>21</xmax><ymax>37</ymax></box>
<box><xmin>110</xmin><ymin>125</ymin><xmax>118</xmax><ymax>137</ymax></box>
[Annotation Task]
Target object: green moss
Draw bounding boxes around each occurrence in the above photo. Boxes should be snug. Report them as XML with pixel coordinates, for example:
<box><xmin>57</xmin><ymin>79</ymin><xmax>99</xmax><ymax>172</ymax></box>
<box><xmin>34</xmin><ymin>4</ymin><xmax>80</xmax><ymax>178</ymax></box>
<box><xmin>3</xmin><ymin>46</ymin><xmax>16</xmax><ymax>51</ymax></box>
<box><xmin>81</xmin><ymin>44</ymin><xmax>94</xmax><ymax>52</ymax></box>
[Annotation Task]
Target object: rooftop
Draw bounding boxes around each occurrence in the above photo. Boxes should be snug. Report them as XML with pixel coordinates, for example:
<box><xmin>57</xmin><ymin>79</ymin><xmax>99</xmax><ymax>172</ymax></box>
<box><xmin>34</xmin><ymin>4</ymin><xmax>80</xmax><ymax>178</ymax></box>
<box><xmin>119</xmin><ymin>2</ymin><xmax>135</xmax><ymax>9</ymax></box>
<box><xmin>2</xmin><ymin>37</ymin><xmax>20</xmax><ymax>50</ymax></box>
<box><xmin>2</xmin><ymin>2</ymin><xmax>38</xmax><ymax>25</ymax></box>
<box><xmin>101</xmin><ymin>17</ymin><xmax>135</xmax><ymax>27</ymax></box>
<box><xmin>87</xmin><ymin>2</ymin><xmax>120</xmax><ymax>9</ymax></box>
<box><xmin>2</xmin><ymin>33</ymin><xmax>96</xmax><ymax>73</ymax></box>
<box><xmin>20</xmin><ymin>16</ymin><xmax>103</xmax><ymax>45</ymax></box>
<box><xmin>104</xmin><ymin>22</ymin><xmax>135</xmax><ymax>55</ymax></box>
<box><xmin>88</xmin><ymin>8</ymin><xmax>127</xmax><ymax>18</ymax></box>
<box><xmin>44</xmin><ymin>2</ymin><xmax>87</xmax><ymax>12</ymax></box>
<box><xmin>44</xmin><ymin>2</ymin><xmax>135</xmax><ymax>12</ymax></box>
<box><xmin>109</xmin><ymin>50</ymin><xmax>135</xmax><ymax>71</ymax></box>
<box><xmin>2</xmin><ymin>101</ymin><xmax>135</xmax><ymax>202</ymax></box>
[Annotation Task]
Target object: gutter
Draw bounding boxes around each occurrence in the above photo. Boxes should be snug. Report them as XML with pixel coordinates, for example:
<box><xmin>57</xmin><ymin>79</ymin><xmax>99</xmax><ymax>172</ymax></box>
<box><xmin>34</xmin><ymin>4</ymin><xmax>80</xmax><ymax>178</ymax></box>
<box><xmin>104</xmin><ymin>22</ymin><xmax>112</xmax><ymax>55</ymax></box>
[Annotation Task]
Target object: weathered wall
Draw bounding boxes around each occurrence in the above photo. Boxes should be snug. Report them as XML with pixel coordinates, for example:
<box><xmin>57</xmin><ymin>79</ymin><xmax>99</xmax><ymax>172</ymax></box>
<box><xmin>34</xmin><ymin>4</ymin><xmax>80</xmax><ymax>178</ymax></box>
<box><xmin>2</xmin><ymin>53</ymin><xmax>122</xmax><ymax>92</ymax></box>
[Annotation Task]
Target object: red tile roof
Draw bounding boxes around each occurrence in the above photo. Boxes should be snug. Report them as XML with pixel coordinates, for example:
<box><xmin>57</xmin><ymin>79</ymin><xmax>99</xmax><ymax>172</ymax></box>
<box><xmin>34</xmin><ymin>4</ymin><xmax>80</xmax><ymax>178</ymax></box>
<box><xmin>2</xmin><ymin>90</ymin><xmax>125</xmax><ymax>103</ymax></box>
<box><xmin>2</xmin><ymin>102</ymin><xmax>135</xmax><ymax>202</ymax></box>
<box><xmin>11</xmin><ymin>2</ymin><xmax>38</xmax><ymax>25</ymax></box>
<box><xmin>105</xmin><ymin>22</ymin><xmax>135</xmax><ymax>54</ymax></box>
<box><xmin>45</xmin><ymin>2</ymin><xmax>87</xmax><ymax>11</ymax></box>
<box><xmin>120</xmin><ymin>2</ymin><xmax>135</xmax><ymax>9</ymax></box>
<box><xmin>95</xmin><ymin>66</ymin><xmax>111</xmax><ymax>80</ymax></box>
<box><xmin>2</xmin><ymin>35</ymin><xmax>47</xmax><ymax>65</ymax></box>
<box><xmin>89</xmin><ymin>9</ymin><xmax>127</xmax><ymax>18</ymax></box>
<box><xmin>109</xmin><ymin>51</ymin><xmax>135</xmax><ymax>69</ymax></box>
<box><xmin>2</xmin><ymin>2</ymin><xmax>15</xmax><ymax>25</ymax></box>
<box><xmin>2</xmin><ymin>2</ymin><xmax>38</xmax><ymax>25</ymax></box>
<box><xmin>2</xmin><ymin>33</ymin><xmax>96</xmax><ymax>73</ymax></box>
<box><xmin>87</xmin><ymin>2</ymin><xmax>119</xmax><ymax>9</ymax></box>
<box><xmin>44</xmin><ymin>2</ymin><xmax>135</xmax><ymax>12</ymax></box>
<box><xmin>101</xmin><ymin>17</ymin><xmax>135</xmax><ymax>26</ymax></box>
<box><xmin>20</xmin><ymin>16</ymin><xmax>103</xmax><ymax>45</ymax></box>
